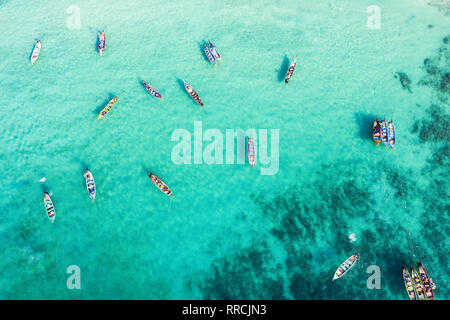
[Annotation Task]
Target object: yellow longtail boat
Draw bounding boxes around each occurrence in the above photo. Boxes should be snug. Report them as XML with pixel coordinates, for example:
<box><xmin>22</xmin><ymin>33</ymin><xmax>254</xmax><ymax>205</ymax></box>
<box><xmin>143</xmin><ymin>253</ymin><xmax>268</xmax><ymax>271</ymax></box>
<box><xmin>97</xmin><ymin>97</ymin><xmax>118</xmax><ymax>119</ymax></box>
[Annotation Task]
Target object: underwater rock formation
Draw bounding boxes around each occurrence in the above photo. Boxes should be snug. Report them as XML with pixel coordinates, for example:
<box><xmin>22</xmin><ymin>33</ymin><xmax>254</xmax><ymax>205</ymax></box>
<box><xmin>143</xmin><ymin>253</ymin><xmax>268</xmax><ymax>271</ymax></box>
<box><xmin>395</xmin><ymin>72</ymin><xmax>412</xmax><ymax>93</ymax></box>
<box><xmin>427</xmin><ymin>0</ymin><xmax>450</xmax><ymax>15</ymax></box>
<box><xmin>412</xmin><ymin>104</ymin><xmax>450</xmax><ymax>143</ymax></box>
<box><xmin>418</xmin><ymin>35</ymin><xmax>450</xmax><ymax>101</ymax></box>
<box><xmin>424</xmin><ymin>58</ymin><xmax>439</xmax><ymax>75</ymax></box>
<box><xmin>193</xmin><ymin>149</ymin><xmax>450</xmax><ymax>299</ymax></box>
<box><xmin>441</xmin><ymin>73</ymin><xmax>450</xmax><ymax>91</ymax></box>
<box><xmin>196</xmin><ymin>240</ymin><xmax>287</xmax><ymax>299</ymax></box>
<box><xmin>410</xmin><ymin>38</ymin><xmax>449</xmax><ymax>295</ymax></box>
<box><xmin>194</xmin><ymin>35</ymin><xmax>450</xmax><ymax>301</ymax></box>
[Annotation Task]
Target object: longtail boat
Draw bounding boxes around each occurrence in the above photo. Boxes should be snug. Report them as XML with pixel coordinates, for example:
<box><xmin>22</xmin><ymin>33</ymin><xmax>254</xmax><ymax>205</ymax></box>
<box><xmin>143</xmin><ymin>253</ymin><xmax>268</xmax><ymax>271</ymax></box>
<box><xmin>372</xmin><ymin>118</ymin><xmax>381</xmax><ymax>145</ymax></box>
<box><xmin>248</xmin><ymin>137</ymin><xmax>255</xmax><ymax>168</ymax></box>
<box><xmin>411</xmin><ymin>267</ymin><xmax>427</xmax><ymax>300</ymax></box>
<box><xmin>332</xmin><ymin>253</ymin><xmax>360</xmax><ymax>281</ymax></box>
<box><xmin>142</xmin><ymin>80</ymin><xmax>163</xmax><ymax>100</ymax></box>
<box><xmin>380</xmin><ymin>119</ymin><xmax>389</xmax><ymax>147</ymax></box>
<box><xmin>83</xmin><ymin>169</ymin><xmax>96</xmax><ymax>201</ymax></box>
<box><xmin>43</xmin><ymin>192</ymin><xmax>55</xmax><ymax>223</ymax></box>
<box><xmin>417</xmin><ymin>262</ymin><xmax>435</xmax><ymax>300</ymax></box>
<box><xmin>30</xmin><ymin>40</ymin><xmax>41</xmax><ymax>64</ymax></box>
<box><xmin>402</xmin><ymin>266</ymin><xmax>417</xmax><ymax>300</ymax></box>
<box><xmin>285</xmin><ymin>55</ymin><xmax>298</xmax><ymax>84</ymax></box>
<box><xmin>182</xmin><ymin>79</ymin><xmax>204</xmax><ymax>106</ymax></box>
<box><xmin>204</xmin><ymin>43</ymin><xmax>216</xmax><ymax>65</ymax></box>
<box><xmin>148</xmin><ymin>172</ymin><xmax>174</xmax><ymax>198</ymax></box>
<box><xmin>97</xmin><ymin>97</ymin><xmax>118</xmax><ymax>119</ymax></box>
<box><xmin>208</xmin><ymin>40</ymin><xmax>221</xmax><ymax>61</ymax></box>
<box><xmin>388</xmin><ymin>120</ymin><xmax>396</xmax><ymax>149</ymax></box>
<box><xmin>98</xmin><ymin>31</ymin><xmax>105</xmax><ymax>56</ymax></box>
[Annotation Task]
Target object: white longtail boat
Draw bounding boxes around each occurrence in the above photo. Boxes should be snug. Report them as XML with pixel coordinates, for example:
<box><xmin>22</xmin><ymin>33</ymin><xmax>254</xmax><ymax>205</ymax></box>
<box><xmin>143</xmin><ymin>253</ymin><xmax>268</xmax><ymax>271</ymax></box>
<box><xmin>30</xmin><ymin>40</ymin><xmax>41</xmax><ymax>64</ymax></box>
<box><xmin>43</xmin><ymin>192</ymin><xmax>55</xmax><ymax>223</ymax></box>
<box><xmin>332</xmin><ymin>253</ymin><xmax>360</xmax><ymax>281</ymax></box>
<box><xmin>83</xmin><ymin>169</ymin><xmax>96</xmax><ymax>201</ymax></box>
<box><xmin>402</xmin><ymin>266</ymin><xmax>417</xmax><ymax>300</ymax></box>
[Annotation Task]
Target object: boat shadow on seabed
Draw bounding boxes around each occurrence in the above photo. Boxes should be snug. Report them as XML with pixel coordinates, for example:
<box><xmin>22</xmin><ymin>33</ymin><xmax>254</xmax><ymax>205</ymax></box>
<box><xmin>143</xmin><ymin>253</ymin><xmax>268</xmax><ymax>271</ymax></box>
<box><xmin>93</xmin><ymin>94</ymin><xmax>116</xmax><ymax>115</ymax></box>
<box><xmin>354</xmin><ymin>112</ymin><xmax>378</xmax><ymax>141</ymax></box>
<box><xmin>277</xmin><ymin>55</ymin><xmax>290</xmax><ymax>82</ymax></box>
<box><xmin>177</xmin><ymin>78</ymin><xmax>186</xmax><ymax>92</ymax></box>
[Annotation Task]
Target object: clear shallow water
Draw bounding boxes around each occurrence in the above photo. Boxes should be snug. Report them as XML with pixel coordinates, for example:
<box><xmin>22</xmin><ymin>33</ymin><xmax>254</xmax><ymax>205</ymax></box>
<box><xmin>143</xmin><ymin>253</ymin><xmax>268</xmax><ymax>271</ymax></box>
<box><xmin>0</xmin><ymin>0</ymin><xmax>449</xmax><ymax>299</ymax></box>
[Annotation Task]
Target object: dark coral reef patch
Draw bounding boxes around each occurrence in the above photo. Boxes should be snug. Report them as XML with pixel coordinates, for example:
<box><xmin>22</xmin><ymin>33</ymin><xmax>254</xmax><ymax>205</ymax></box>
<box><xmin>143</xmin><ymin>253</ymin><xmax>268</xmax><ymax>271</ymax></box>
<box><xmin>193</xmin><ymin>152</ymin><xmax>449</xmax><ymax>298</ymax></box>
<box><xmin>194</xmin><ymin>159</ymin><xmax>428</xmax><ymax>299</ymax></box>
<box><xmin>193</xmin><ymin>37</ymin><xmax>450</xmax><ymax>300</ymax></box>
<box><xmin>418</xmin><ymin>35</ymin><xmax>450</xmax><ymax>101</ymax></box>
<box><xmin>412</xmin><ymin>104</ymin><xmax>450</xmax><ymax>143</ymax></box>
<box><xmin>395</xmin><ymin>72</ymin><xmax>413</xmax><ymax>93</ymax></box>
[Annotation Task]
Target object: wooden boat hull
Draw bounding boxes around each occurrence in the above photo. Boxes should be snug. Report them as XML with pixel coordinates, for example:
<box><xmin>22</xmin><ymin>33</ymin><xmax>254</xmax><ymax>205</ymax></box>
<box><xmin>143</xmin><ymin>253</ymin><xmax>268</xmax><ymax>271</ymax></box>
<box><xmin>97</xmin><ymin>97</ymin><xmax>118</xmax><ymax>119</ymax></box>
<box><xmin>372</xmin><ymin>119</ymin><xmax>381</xmax><ymax>145</ymax></box>
<box><xmin>142</xmin><ymin>80</ymin><xmax>163</xmax><ymax>100</ymax></box>
<box><xmin>411</xmin><ymin>267</ymin><xmax>427</xmax><ymax>300</ymax></box>
<box><xmin>332</xmin><ymin>253</ymin><xmax>360</xmax><ymax>280</ymax></box>
<box><xmin>380</xmin><ymin>120</ymin><xmax>389</xmax><ymax>147</ymax></box>
<box><xmin>388</xmin><ymin>121</ymin><xmax>395</xmax><ymax>149</ymax></box>
<box><xmin>31</xmin><ymin>40</ymin><xmax>41</xmax><ymax>64</ymax></box>
<box><xmin>248</xmin><ymin>137</ymin><xmax>255</xmax><ymax>168</ymax></box>
<box><xmin>148</xmin><ymin>172</ymin><xmax>174</xmax><ymax>198</ymax></box>
<box><xmin>417</xmin><ymin>262</ymin><xmax>435</xmax><ymax>300</ymax></box>
<box><xmin>204</xmin><ymin>43</ymin><xmax>216</xmax><ymax>65</ymax></box>
<box><xmin>182</xmin><ymin>80</ymin><xmax>204</xmax><ymax>106</ymax></box>
<box><xmin>83</xmin><ymin>169</ymin><xmax>96</xmax><ymax>201</ymax></box>
<box><xmin>285</xmin><ymin>56</ymin><xmax>297</xmax><ymax>83</ymax></box>
<box><xmin>402</xmin><ymin>266</ymin><xmax>417</xmax><ymax>300</ymax></box>
<box><xmin>209</xmin><ymin>41</ymin><xmax>221</xmax><ymax>61</ymax></box>
<box><xmin>98</xmin><ymin>32</ymin><xmax>105</xmax><ymax>56</ymax></box>
<box><xmin>43</xmin><ymin>192</ymin><xmax>55</xmax><ymax>223</ymax></box>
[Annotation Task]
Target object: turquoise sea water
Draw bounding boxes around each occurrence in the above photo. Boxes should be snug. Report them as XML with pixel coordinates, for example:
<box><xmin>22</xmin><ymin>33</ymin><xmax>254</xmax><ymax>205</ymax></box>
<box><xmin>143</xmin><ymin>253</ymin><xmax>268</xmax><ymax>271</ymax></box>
<box><xmin>0</xmin><ymin>0</ymin><xmax>449</xmax><ymax>299</ymax></box>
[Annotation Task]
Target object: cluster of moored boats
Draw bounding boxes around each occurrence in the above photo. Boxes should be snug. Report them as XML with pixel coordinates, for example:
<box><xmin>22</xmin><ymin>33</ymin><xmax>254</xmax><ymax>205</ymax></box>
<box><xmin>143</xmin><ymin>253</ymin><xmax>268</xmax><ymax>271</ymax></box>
<box><xmin>31</xmin><ymin>32</ymin><xmax>430</xmax><ymax>300</ymax></box>
<box><xmin>373</xmin><ymin>118</ymin><xmax>395</xmax><ymax>148</ymax></box>
<box><xmin>332</xmin><ymin>253</ymin><xmax>437</xmax><ymax>300</ymax></box>
<box><xmin>402</xmin><ymin>263</ymin><xmax>436</xmax><ymax>300</ymax></box>
<box><xmin>203</xmin><ymin>40</ymin><xmax>221</xmax><ymax>65</ymax></box>
<box><xmin>31</xmin><ymin>31</ymin><xmax>267</xmax><ymax>223</ymax></box>
<box><xmin>29</xmin><ymin>34</ymin><xmax>298</xmax><ymax>114</ymax></box>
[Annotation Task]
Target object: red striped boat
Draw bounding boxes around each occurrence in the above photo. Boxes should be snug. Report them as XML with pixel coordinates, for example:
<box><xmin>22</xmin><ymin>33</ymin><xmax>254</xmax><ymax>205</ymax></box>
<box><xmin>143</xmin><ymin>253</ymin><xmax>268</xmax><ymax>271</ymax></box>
<box><xmin>142</xmin><ymin>80</ymin><xmax>163</xmax><ymax>100</ymax></box>
<box><xmin>417</xmin><ymin>262</ymin><xmax>435</xmax><ymax>300</ymax></box>
<box><xmin>148</xmin><ymin>172</ymin><xmax>174</xmax><ymax>198</ymax></box>
<box><xmin>285</xmin><ymin>55</ymin><xmax>298</xmax><ymax>83</ymax></box>
<box><xmin>248</xmin><ymin>137</ymin><xmax>255</xmax><ymax>168</ymax></box>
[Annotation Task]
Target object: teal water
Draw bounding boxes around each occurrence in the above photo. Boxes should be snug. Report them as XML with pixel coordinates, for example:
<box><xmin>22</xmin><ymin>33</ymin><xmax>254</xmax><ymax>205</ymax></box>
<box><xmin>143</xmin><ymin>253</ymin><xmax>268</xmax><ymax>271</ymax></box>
<box><xmin>0</xmin><ymin>0</ymin><xmax>449</xmax><ymax>299</ymax></box>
